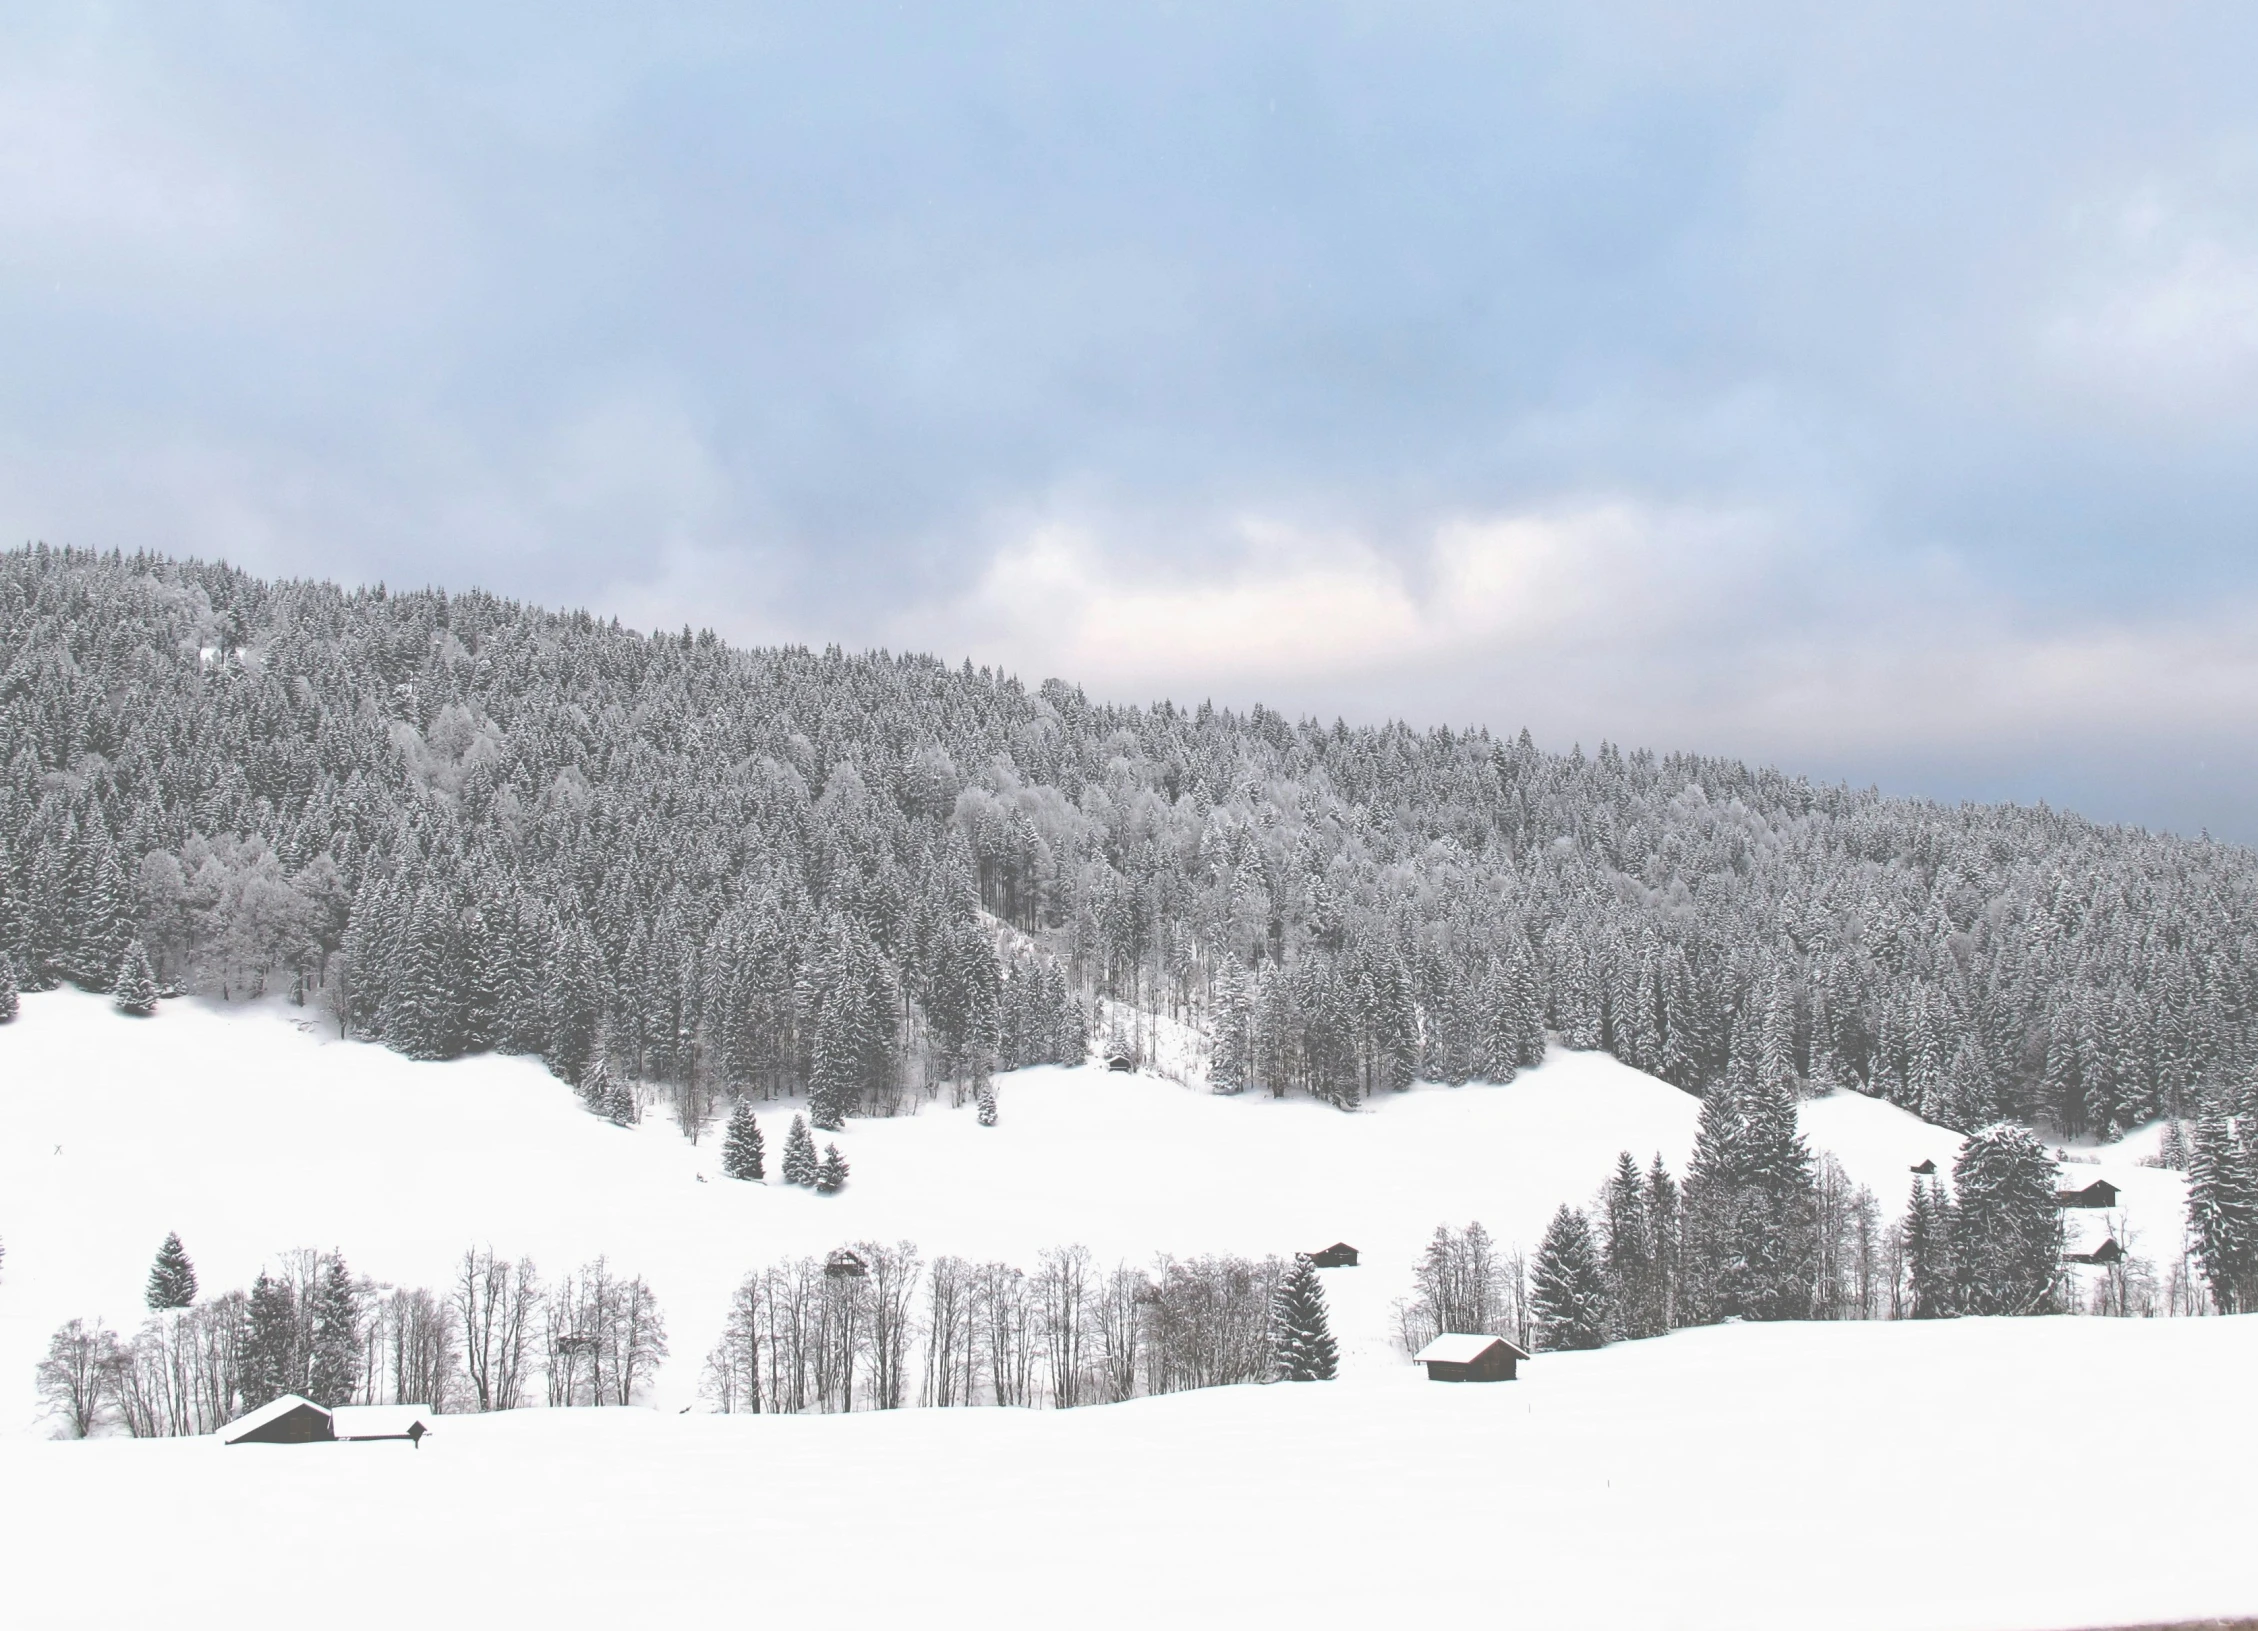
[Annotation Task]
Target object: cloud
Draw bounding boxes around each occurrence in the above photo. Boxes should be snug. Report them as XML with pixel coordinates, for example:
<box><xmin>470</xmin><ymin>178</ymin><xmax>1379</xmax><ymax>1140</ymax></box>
<box><xmin>878</xmin><ymin>501</ymin><xmax>2258</xmax><ymax>818</ymax></box>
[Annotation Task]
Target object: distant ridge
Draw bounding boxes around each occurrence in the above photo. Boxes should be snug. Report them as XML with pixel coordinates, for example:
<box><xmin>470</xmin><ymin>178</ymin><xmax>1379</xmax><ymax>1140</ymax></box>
<box><xmin>2</xmin><ymin>541</ymin><xmax>2252</xmax><ymax>1143</ymax></box>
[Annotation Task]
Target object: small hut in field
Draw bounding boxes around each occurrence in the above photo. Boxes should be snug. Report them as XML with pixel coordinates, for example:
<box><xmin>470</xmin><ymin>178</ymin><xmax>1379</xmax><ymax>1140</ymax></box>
<box><xmin>220</xmin><ymin>1395</ymin><xmax>334</xmax><ymax>1445</ymax></box>
<box><xmin>1307</xmin><ymin>1243</ymin><xmax>1359</xmax><ymax>1268</ymax></box>
<box><xmin>1414</xmin><ymin>1333</ymin><xmax>1529</xmax><ymax>1383</ymax></box>
<box><xmin>2056</xmin><ymin>1177</ymin><xmax>2119</xmax><ymax>1209</ymax></box>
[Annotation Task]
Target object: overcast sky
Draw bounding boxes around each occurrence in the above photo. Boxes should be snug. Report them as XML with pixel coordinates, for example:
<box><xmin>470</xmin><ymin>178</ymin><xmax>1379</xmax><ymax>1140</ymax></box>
<box><xmin>6</xmin><ymin>3</ymin><xmax>2257</xmax><ymax>836</ymax></box>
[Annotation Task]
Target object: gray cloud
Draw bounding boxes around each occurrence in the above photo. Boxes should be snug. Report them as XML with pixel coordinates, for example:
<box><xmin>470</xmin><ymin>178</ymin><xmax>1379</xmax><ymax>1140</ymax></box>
<box><xmin>4</xmin><ymin>2</ymin><xmax>2257</xmax><ymax>833</ymax></box>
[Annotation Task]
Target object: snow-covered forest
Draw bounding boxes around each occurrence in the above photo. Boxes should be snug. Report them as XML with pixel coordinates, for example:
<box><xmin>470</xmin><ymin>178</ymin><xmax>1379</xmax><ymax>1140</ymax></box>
<box><xmin>5</xmin><ymin>542</ymin><xmax>2258</xmax><ymax>1145</ymax></box>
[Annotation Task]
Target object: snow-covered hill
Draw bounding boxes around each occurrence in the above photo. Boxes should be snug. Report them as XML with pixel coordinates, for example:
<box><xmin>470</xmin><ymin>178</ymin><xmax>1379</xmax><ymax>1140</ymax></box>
<box><xmin>0</xmin><ymin>989</ymin><xmax>2241</xmax><ymax>1629</ymax></box>
<box><xmin>0</xmin><ymin>988</ymin><xmax>2192</xmax><ymax>1427</ymax></box>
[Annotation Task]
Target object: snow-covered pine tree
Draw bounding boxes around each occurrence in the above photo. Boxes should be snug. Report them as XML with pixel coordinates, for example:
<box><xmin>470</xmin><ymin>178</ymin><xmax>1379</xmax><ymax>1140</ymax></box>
<box><xmin>1270</xmin><ymin>1254</ymin><xmax>1339</xmax><ymax>1381</ymax></box>
<box><xmin>1599</xmin><ymin>1150</ymin><xmax>1658</xmax><ymax>1340</ymax></box>
<box><xmin>721</xmin><ymin>1102</ymin><xmax>765</xmax><ymax>1181</ymax></box>
<box><xmin>0</xmin><ymin>953</ymin><xmax>17</xmax><ymax>1024</ymax></box>
<box><xmin>112</xmin><ymin>939</ymin><xmax>158</xmax><ymax>1017</ymax></box>
<box><xmin>1532</xmin><ymin>1204</ymin><xmax>1610</xmax><ymax>1351</ymax></box>
<box><xmin>601</xmin><ymin>1072</ymin><xmax>639</xmax><ymax>1127</ymax></box>
<box><xmin>815</xmin><ymin>1142</ymin><xmax>849</xmax><ymax>1193</ymax></box>
<box><xmin>240</xmin><ymin>1271</ymin><xmax>298</xmax><ymax>1409</ymax></box>
<box><xmin>145</xmin><ymin>1232</ymin><xmax>198</xmax><ymax>1310</ymax></box>
<box><xmin>576</xmin><ymin>1058</ymin><xmax>613</xmax><ymax>1114</ymax></box>
<box><xmin>1209</xmin><ymin>957</ymin><xmax>1254</xmax><ymax>1094</ymax></box>
<box><xmin>976</xmin><ymin>1075</ymin><xmax>998</xmax><ymax>1127</ymax></box>
<box><xmin>1731</xmin><ymin>1071</ymin><xmax>1820</xmax><ymax>1319</ymax></box>
<box><xmin>782</xmin><ymin>1114</ymin><xmax>818</xmax><ymax>1186</ymax></box>
<box><xmin>2187</xmin><ymin>1110</ymin><xmax>2258</xmax><ymax>1314</ymax></box>
<box><xmin>1902</xmin><ymin>1175</ymin><xmax>1956</xmax><ymax>1318</ymax></box>
<box><xmin>305</xmin><ymin>1255</ymin><xmax>364</xmax><ymax>1407</ymax></box>
<box><xmin>1948</xmin><ymin>1124</ymin><xmax>2062</xmax><ymax>1316</ymax></box>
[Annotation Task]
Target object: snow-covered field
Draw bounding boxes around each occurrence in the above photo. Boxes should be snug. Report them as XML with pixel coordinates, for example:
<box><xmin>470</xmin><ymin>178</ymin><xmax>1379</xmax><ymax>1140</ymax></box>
<box><xmin>0</xmin><ymin>988</ymin><xmax>2239</xmax><ymax>1630</ymax></box>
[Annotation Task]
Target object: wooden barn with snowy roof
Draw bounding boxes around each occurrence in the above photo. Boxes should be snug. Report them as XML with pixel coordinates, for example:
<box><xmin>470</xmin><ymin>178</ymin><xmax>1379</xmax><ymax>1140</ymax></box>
<box><xmin>1414</xmin><ymin>1333</ymin><xmax>1529</xmax><ymax>1383</ymax></box>
<box><xmin>219</xmin><ymin>1395</ymin><xmax>333</xmax><ymax>1445</ymax></box>
<box><xmin>1307</xmin><ymin>1243</ymin><xmax>1359</xmax><ymax>1268</ymax></box>
<box><xmin>2056</xmin><ymin>1177</ymin><xmax>2120</xmax><ymax>1209</ymax></box>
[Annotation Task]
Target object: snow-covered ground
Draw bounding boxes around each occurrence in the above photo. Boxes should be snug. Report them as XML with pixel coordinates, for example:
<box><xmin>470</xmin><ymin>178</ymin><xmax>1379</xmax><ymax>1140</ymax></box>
<box><xmin>6</xmin><ymin>1316</ymin><xmax>2255</xmax><ymax>1630</ymax></box>
<box><xmin>0</xmin><ymin>988</ymin><xmax>2237</xmax><ymax>1630</ymax></box>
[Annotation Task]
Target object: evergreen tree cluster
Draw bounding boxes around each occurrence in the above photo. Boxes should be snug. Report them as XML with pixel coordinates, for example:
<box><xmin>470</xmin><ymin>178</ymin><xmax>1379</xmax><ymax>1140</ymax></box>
<box><xmin>5</xmin><ymin>544</ymin><xmax>2256</xmax><ymax>1136</ymax></box>
<box><xmin>1896</xmin><ymin>1125</ymin><xmax>2065</xmax><ymax>1317</ymax></box>
<box><xmin>2186</xmin><ymin>1107</ymin><xmax>2258</xmax><ymax>1314</ymax></box>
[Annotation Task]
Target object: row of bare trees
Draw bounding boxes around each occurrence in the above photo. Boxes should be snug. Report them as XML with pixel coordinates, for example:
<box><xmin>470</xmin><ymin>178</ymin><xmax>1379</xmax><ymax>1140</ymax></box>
<box><xmin>702</xmin><ymin>1241</ymin><xmax>1286</xmax><ymax>1413</ymax></box>
<box><xmin>35</xmin><ymin>1246</ymin><xmax>666</xmax><ymax>1438</ymax></box>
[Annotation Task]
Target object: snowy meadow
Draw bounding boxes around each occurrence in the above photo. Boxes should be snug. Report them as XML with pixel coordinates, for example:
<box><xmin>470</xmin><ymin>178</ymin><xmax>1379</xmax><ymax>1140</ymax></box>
<box><xmin>2</xmin><ymin>988</ymin><xmax>2248</xmax><ymax>1630</ymax></box>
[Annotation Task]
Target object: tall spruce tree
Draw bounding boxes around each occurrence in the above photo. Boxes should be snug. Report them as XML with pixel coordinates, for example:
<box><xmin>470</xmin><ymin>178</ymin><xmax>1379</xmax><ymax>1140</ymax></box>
<box><xmin>721</xmin><ymin>1103</ymin><xmax>766</xmax><ymax>1181</ymax></box>
<box><xmin>145</xmin><ymin>1232</ymin><xmax>198</xmax><ymax>1310</ymax></box>
<box><xmin>0</xmin><ymin>953</ymin><xmax>17</xmax><ymax>1024</ymax></box>
<box><xmin>1949</xmin><ymin>1125</ymin><xmax>2062</xmax><ymax>1316</ymax></box>
<box><xmin>815</xmin><ymin>1142</ymin><xmax>850</xmax><ymax>1193</ymax></box>
<box><xmin>240</xmin><ymin>1271</ymin><xmax>299</xmax><ymax>1409</ymax></box>
<box><xmin>306</xmin><ymin>1255</ymin><xmax>364</xmax><ymax>1407</ymax></box>
<box><xmin>1532</xmin><ymin>1205</ymin><xmax>1610</xmax><ymax>1351</ymax></box>
<box><xmin>2188</xmin><ymin>1111</ymin><xmax>2258</xmax><ymax>1314</ymax></box>
<box><xmin>1600</xmin><ymin>1151</ymin><xmax>1660</xmax><ymax>1340</ymax></box>
<box><xmin>782</xmin><ymin>1114</ymin><xmax>818</xmax><ymax>1187</ymax></box>
<box><xmin>1270</xmin><ymin>1254</ymin><xmax>1339</xmax><ymax>1381</ymax></box>
<box><xmin>1902</xmin><ymin>1175</ymin><xmax>1956</xmax><ymax>1318</ymax></box>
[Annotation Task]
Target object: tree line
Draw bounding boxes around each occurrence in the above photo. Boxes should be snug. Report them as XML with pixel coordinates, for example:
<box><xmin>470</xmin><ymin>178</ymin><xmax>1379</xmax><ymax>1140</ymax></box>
<box><xmin>34</xmin><ymin>1236</ymin><xmax>667</xmax><ymax>1438</ymax></box>
<box><xmin>701</xmin><ymin>1243</ymin><xmax>1337</xmax><ymax>1414</ymax></box>
<box><xmin>5</xmin><ymin>544</ymin><xmax>2257</xmax><ymax>1143</ymax></box>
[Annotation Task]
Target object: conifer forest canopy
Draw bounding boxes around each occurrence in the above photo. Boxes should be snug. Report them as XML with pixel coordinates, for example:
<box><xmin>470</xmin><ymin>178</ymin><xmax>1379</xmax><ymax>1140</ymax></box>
<box><xmin>4</xmin><ymin>543</ymin><xmax>2254</xmax><ymax>1140</ymax></box>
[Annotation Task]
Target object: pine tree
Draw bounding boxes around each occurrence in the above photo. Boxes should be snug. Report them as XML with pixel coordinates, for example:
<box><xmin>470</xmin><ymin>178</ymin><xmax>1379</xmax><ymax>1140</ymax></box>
<box><xmin>240</xmin><ymin>1271</ymin><xmax>299</xmax><ymax>1409</ymax></box>
<box><xmin>145</xmin><ymin>1232</ymin><xmax>198</xmax><ymax>1310</ymax></box>
<box><xmin>601</xmin><ymin>1073</ymin><xmax>639</xmax><ymax>1127</ymax></box>
<box><xmin>976</xmin><ymin>1075</ymin><xmax>998</xmax><ymax>1127</ymax></box>
<box><xmin>0</xmin><ymin>953</ymin><xmax>17</xmax><ymax>1024</ymax></box>
<box><xmin>1270</xmin><ymin>1254</ymin><xmax>1339</xmax><ymax>1381</ymax></box>
<box><xmin>1949</xmin><ymin>1124</ymin><xmax>2062</xmax><ymax>1316</ymax></box>
<box><xmin>2188</xmin><ymin>1111</ymin><xmax>2258</xmax><ymax>1314</ymax></box>
<box><xmin>1532</xmin><ymin>1205</ymin><xmax>1610</xmax><ymax>1351</ymax></box>
<box><xmin>815</xmin><ymin>1142</ymin><xmax>849</xmax><ymax>1193</ymax></box>
<box><xmin>305</xmin><ymin>1255</ymin><xmax>364</xmax><ymax>1407</ymax></box>
<box><xmin>1600</xmin><ymin>1151</ymin><xmax>1658</xmax><ymax>1340</ymax></box>
<box><xmin>721</xmin><ymin>1102</ymin><xmax>766</xmax><ymax>1181</ymax></box>
<box><xmin>782</xmin><ymin>1114</ymin><xmax>818</xmax><ymax>1187</ymax></box>
<box><xmin>1902</xmin><ymin>1175</ymin><xmax>1956</xmax><ymax>1318</ymax></box>
<box><xmin>112</xmin><ymin>939</ymin><xmax>157</xmax><ymax>1017</ymax></box>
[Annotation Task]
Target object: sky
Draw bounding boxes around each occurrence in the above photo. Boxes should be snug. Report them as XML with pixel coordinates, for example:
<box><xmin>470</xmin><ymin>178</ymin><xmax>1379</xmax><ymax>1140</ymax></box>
<box><xmin>4</xmin><ymin>3</ymin><xmax>2258</xmax><ymax>838</ymax></box>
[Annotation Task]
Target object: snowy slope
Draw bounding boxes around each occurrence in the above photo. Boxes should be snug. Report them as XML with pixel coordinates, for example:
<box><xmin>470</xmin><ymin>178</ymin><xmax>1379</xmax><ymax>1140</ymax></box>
<box><xmin>0</xmin><ymin>988</ymin><xmax>2192</xmax><ymax>1430</ymax></box>
<box><xmin>0</xmin><ymin>989</ymin><xmax>2244</xmax><ymax>1630</ymax></box>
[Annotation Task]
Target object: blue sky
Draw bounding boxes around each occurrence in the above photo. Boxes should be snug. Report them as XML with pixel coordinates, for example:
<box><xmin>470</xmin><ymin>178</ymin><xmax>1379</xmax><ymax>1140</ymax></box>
<box><xmin>6</xmin><ymin>3</ymin><xmax>2258</xmax><ymax>836</ymax></box>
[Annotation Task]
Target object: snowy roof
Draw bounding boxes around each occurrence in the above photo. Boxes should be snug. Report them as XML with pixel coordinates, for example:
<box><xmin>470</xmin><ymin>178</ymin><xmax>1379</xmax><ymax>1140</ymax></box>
<box><xmin>1416</xmin><ymin>1333</ymin><xmax>1530</xmax><ymax>1364</ymax></box>
<box><xmin>218</xmin><ymin>1394</ymin><xmax>330</xmax><ymax>1444</ymax></box>
<box><xmin>332</xmin><ymin>1405</ymin><xmax>433</xmax><ymax>1440</ymax></box>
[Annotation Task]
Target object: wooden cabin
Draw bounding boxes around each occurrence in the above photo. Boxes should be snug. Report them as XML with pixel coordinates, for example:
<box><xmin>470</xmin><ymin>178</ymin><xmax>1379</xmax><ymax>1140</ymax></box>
<box><xmin>824</xmin><ymin>1248</ymin><xmax>868</xmax><ymax>1279</ymax></box>
<box><xmin>2065</xmin><ymin>1238</ymin><xmax>2124</xmax><ymax>1266</ymax></box>
<box><xmin>2056</xmin><ymin>1178</ymin><xmax>2120</xmax><ymax>1209</ymax></box>
<box><xmin>332</xmin><ymin>1405</ymin><xmax>434</xmax><ymax>1447</ymax></box>
<box><xmin>1307</xmin><ymin>1243</ymin><xmax>1359</xmax><ymax>1268</ymax></box>
<box><xmin>1909</xmin><ymin>1158</ymin><xmax>1937</xmax><ymax>1176</ymax></box>
<box><xmin>1414</xmin><ymin>1333</ymin><xmax>1530</xmax><ymax>1383</ymax></box>
<box><xmin>220</xmin><ymin>1394</ymin><xmax>334</xmax><ymax>1445</ymax></box>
